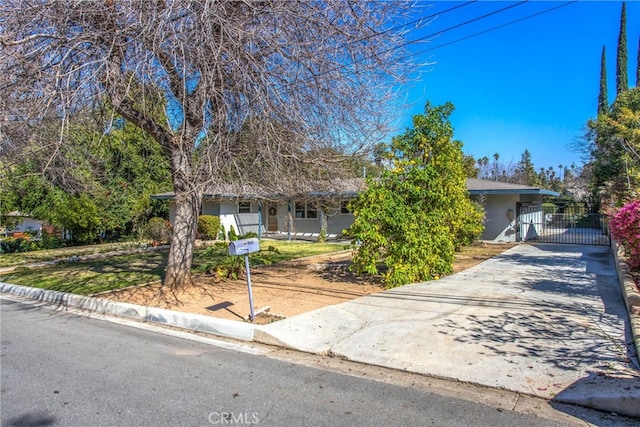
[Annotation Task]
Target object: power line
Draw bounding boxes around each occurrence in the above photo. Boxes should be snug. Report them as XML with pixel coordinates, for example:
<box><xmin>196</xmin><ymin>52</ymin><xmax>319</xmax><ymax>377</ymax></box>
<box><xmin>402</xmin><ymin>1</ymin><xmax>578</xmax><ymax>61</ymax></box>
<box><xmin>310</xmin><ymin>1</ymin><xmax>528</xmax><ymax>81</ymax></box>
<box><xmin>380</xmin><ymin>1</ymin><xmax>479</xmax><ymax>36</ymax></box>
<box><xmin>313</xmin><ymin>1</ymin><xmax>480</xmax><ymax>58</ymax></box>
<box><xmin>385</xmin><ymin>1</ymin><xmax>529</xmax><ymax>56</ymax></box>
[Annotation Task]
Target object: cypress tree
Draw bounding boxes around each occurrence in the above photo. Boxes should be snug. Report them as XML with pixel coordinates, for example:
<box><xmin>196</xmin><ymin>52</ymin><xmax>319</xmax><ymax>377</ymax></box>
<box><xmin>616</xmin><ymin>1</ymin><xmax>628</xmax><ymax>95</ymax></box>
<box><xmin>598</xmin><ymin>45</ymin><xmax>608</xmax><ymax>114</ymax></box>
<box><xmin>636</xmin><ymin>36</ymin><xmax>639</xmax><ymax>87</ymax></box>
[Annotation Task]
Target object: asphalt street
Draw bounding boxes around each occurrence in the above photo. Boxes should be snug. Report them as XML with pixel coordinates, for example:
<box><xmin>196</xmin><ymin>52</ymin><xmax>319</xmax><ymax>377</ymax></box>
<box><xmin>0</xmin><ymin>298</ymin><xmax>598</xmax><ymax>427</ymax></box>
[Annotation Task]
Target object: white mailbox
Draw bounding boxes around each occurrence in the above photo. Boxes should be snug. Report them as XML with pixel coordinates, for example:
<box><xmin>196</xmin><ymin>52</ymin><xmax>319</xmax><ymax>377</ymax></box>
<box><xmin>228</xmin><ymin>238</ymin><xmax>260</xmax><ymax>256</ymax></box>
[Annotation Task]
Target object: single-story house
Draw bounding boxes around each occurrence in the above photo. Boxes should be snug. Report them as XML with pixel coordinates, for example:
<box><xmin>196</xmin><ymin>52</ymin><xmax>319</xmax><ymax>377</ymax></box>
<box><xmin>0</xmin><ymin>211</ymin><xmax>69</xmax><ymax>239</ymax></box>
<box><xmin>1</xmin><ymin>211</ymin><xmax>45</xmax><ymax>237</ymax></box>
<box><xmin>152</xmin><ymin>178</ymin><xmax>559</xmax><ymax>243</ymax></box>
<box><xmin>152</xmin><ymin>179</ymin><xmax>366</xmax><ymax>240</ymax></box>
<box><xmin>466</xmin><ymin>178</ymin><xmax>559</xmax><ymax>242</ymax></box>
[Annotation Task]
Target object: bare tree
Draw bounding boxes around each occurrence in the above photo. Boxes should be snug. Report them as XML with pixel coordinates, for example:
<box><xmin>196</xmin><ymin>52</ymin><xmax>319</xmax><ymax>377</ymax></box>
<box><xmin>1</xmin><ymin>0</ymin><xmax>415</xmax><ymax>289</ymax></box>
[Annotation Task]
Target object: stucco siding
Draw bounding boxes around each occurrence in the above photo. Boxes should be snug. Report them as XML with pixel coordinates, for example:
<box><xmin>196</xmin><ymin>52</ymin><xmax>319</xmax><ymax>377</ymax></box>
<box><xmin>167</xmin><ymin>192</ymin><xmax>547</xmax><ymax>243</ymax></box>
<box><xmin>476</xmin><ymin>194</ymin><xmax>519</xmax><ymax>242</ymax></box>
<box><xmin>327</xmin><ymin>212</ymin><xmax>354</xmax><ymax>235</ymax></box>
<box><xmin>202</xmin><ymin>201</ymin><xmax>220</xmax><ymax>216</ymax></box>
<box><xmin>288</xmin><ymin>216</ymin><xmax>318</xmax><ymax>234</ymax></box>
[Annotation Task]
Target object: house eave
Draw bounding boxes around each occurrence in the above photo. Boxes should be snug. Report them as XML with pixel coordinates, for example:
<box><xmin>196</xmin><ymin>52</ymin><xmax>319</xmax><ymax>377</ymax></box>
<box><xmin>150</xmin><ymin>194</ymin><xmax>175</xmax><ymax>200</ymax></box>
<box><xmin>152</xmin><ymin>192</ymin><xmax>361</xmax><ymax>201</ymax></box>
<box><xmin>468</xmin><ymin>189</ymin><xmax>560</xmax><ymax>197</ymax></box>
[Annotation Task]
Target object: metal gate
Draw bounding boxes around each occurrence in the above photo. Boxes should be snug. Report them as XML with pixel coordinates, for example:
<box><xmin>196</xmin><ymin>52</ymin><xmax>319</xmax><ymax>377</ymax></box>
<box><xmin>517</xmin><ymin>206</ymin><xmax>610</xmax><ymax>246</ymax></box>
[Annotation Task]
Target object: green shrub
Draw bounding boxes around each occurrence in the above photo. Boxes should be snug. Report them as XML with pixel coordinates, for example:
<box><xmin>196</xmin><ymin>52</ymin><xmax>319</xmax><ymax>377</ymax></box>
<box><xmin>143</xmin><ymin>217</ymin><xmax>172</xmax><ymax>245</ymax></box>
<box><xmin>39</xmin><ymin>230</ymin><xmax>64</xmax><ymax>250</ymax></box>
<box><xmin>564</xmin><ymin>202</ymin><xmax>586</xmax><ymax>216</ymax></box>
<box><xmin>197</xmin><ymin>215</ymin><xmax>220</xmax><ymax>240</ymax></box>
<box><xmin>348</xmin><ymin>101</ymin><xmax>485</xmax><ymax>288</ymax></box>
<box><xmin>0</xmin><ymin>237</ymin><xmax>40</xmax><ymax>253</ymax></box>
<box><xmin>317</xmin><ymin>229</ymin><xmax>328</xmax><ymax>243</ymax></box>
<box><xmin>454</xmin><ymin>201</ymin><xmax>485</xmax><ymax>250</ymax></box>
<box><xmin>197</xmin><ymin>242</ymin><xmax>280</xmax><ymax>281</ymax></box>
<box><xmin>228</xmin><ymin>225</ymin><xmax>238</xmax><ymax>241</ymax></box>
<box><xmin>0</xmin><ymin>229</ymin><xmax>64</xmax><ymax>254</ymax></box>
<box><xmin>0</xmin><ymin>237</ymin><xmax>22</xmax><ymax>254</ymax></box>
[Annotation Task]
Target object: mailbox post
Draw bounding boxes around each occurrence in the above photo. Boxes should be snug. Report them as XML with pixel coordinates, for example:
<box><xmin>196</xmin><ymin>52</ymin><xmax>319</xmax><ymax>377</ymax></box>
<box><xmin>228</xmin><ymin>238</ymin><xmax>260</xmax><ymax>322</ymax></box>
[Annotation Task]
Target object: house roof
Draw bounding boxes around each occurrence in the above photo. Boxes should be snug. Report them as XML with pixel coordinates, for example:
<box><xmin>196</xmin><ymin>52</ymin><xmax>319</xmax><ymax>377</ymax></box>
<box><xmin>2</xmin><ymin>211</ymin><xmax>30</xmax><ymax>217</ymax></box>
<box><xmin>466</xmin><ymin>178</ymin><xmax>560</xmax><ymax>196</ymax></box>
<box><xmin>151</xmin><ymin>178</ymin><xmax>367</xmax><ymax>201</ymax></box>
<box><xmin>152</xmin><ymin>177</ymin><xmax>559</xmax><ymax>200</ymax></box>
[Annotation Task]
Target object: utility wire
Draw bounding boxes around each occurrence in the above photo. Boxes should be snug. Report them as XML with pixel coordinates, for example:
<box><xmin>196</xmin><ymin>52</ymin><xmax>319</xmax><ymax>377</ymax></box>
<box><xmin>310</xmin><ymin>1</ymin><xmax>479</xmax><ymax>58</ymax></box>
<box><xmin>401</xmin><ymin>1</ymin><xmax>578</xmax><ymax>61</ymax></box>
<box><xmin>379</xmin><ymin>1</ymin><xmax>478</xmax><ymax>37</ymax></box>
<box><xmin>382</xmin><ymin>1</ymin><xmax>529</xmax><ymax>56</ymax></box>
<box><xmin>306</xmin><ymin>1</ymin><xmax>529</xmax><ymax>82</ymax></box>
<box><xmin>325</xmin><ymin>0</ymin><xmax>577</xmax><ymax>81</ymax></box>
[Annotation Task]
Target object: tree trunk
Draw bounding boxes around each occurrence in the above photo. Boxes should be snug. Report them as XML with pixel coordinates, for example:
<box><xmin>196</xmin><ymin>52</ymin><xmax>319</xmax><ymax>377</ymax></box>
<box><xmin>163</xmin><ymin>146</ymin><xmax>202</xmax><ymax>290</ymax></box>
<box><xmin>318</xmin><ymin>207</ymin><xmax>328</xmax><ymax>242</ymax></box>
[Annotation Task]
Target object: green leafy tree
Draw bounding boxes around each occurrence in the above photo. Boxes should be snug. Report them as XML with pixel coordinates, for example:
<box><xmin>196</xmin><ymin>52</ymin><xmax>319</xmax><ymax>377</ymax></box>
<box><xmin>462</xmin><ymin>154</ymin><xmax>479</xmax><ymax>178</ymax></box>
<box><xmin>587</xmin><ymin>87</ymin><xmax>640</xmax><ymax>206</ymax></box>
<box><xmin>348</xmin><ymin>102</ymin><xmax>484</xmax><ymax>288</ymax></box>
<box><xmin>91</xmin><ymin>119</ymin><xmax>171</xmax><ymax>237</ymax></box>
<box><xmin>48</xmin><ymin>192</ymin><xmax>102</xmax><ymax>244</ymax></box>
<box><xmin>2</xmin><ymin>113</ymin><xmax>171</xmax><ymax>242</ymax></box>
<box><xmin>538</xmin><ymin>166</ymin><xmax>563</xmax><ymax>193</ymax></box>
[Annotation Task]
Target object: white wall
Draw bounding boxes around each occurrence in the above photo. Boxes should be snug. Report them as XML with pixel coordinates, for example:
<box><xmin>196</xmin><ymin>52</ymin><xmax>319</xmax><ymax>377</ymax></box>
<box><xmin>475</xmin><ymin>194</ymin><xmax>519</xmax><ymax>242</ymax></box>
<box><xmin>327</xmin><ymin>211</ymin><xmax>354</xmax><ymax>236</ymax></box>
<box><xmin>202</xmin><ymin>200</ymin><xmax>220</xmax><ymax>216</ymax></box>
<box><xmin>170</xmin><ymin>194</ymin><xmax>545</xmax><ymax>243</ymax></box>
<box><xmin>518</xmin><ymin>204</ymin><xmax>544</xmax><ymax>241</ymax></box>
<box><xmin>279</xmin><ymin>204</ymin><xmax>353</xmax><ymax>236</ymax></box>
<box><xmin>4</xmin><ymin>216</ymin><xmax>43</xmax><ymax>234</ymax></box>
<box><xmin>218</xmin><ymin>201</ymin><xmax>238</xmax><ymax>237</ymax></box>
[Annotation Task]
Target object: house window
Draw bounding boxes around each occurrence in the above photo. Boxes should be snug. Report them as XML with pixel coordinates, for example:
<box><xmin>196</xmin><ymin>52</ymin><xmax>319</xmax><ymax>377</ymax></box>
<box><xmin>340</xmin><ymin>201</ymin><xmax>352</xmax><ymax>214</ymax></box>
<box><xmin>307</xmin><ymin>204</ymin><xmax>317</xmax><ymax>218</ymax></box>
<box><xmin>294</xmin><ymin>202</ymin><xmax>317</xmax><ymax>219</ymax></box>
<box><xmin>238</xmin><ymin>201</ymin><xmax>251</xmax><ymax>214</ymax></box>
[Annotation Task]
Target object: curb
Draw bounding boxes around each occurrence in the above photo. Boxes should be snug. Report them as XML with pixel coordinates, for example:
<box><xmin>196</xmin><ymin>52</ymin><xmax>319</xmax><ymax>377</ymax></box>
<box><xmin>611</xmin><ymin>240</ymin><xmax>640</xmax><ymax>363</ymax></box>
<box><xmin>0</xmin><ymin>282</ymin><xmax>255</xmax><ymax>342</ymax></box>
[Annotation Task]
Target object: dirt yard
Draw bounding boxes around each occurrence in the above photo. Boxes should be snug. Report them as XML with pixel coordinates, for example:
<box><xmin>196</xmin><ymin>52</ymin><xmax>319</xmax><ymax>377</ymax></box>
<box><xmin>100</xmin><ymin>242</ymin><xmax>516</xmax><ymax>324</ymax></box>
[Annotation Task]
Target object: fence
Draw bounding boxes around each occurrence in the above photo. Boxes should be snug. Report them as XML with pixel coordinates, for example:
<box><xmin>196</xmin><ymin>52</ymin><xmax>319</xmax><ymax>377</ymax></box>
<box><xmin>518</xmin><ymin>207</ymin><xmax>610</xmax><ymax>246</ymax></box>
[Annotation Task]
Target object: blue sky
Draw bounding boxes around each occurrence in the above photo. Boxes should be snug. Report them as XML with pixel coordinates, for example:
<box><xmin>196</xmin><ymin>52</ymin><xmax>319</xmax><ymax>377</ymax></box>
<box><xmin>395</xmin><ymin>1</ymin><xmax>640</xmax><ymax>171</ymax></box>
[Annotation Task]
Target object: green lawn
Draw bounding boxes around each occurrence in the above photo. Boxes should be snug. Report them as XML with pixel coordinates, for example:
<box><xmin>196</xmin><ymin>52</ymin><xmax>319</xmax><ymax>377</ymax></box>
<box><xmin>0</xmin><ymin>239</ymin><xmax>349</xmax><ymax>295</ymax></box>
<box><xmin>250</xmin><ymin>239</ymin><xmax>350</xmax><ymax>263</ymax></box>
<box><xmin>0</xmin><ymin>241</ymin><xmax>147</xmax><ymax>268</ymax></box>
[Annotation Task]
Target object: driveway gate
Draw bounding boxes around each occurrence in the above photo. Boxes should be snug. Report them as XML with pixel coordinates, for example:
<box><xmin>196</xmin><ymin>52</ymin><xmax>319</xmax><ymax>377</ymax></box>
<box><xmin>517</xmin><ymin>206</ymin><xmax>610</xmax><ymax>246</ymax></box>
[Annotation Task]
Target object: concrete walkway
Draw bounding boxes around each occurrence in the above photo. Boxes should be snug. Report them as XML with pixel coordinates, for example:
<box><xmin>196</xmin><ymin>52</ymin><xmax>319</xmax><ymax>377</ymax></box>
<box><xmin>256</xmin><ymin>243</ymin><xmax>640</xmax><ymax>416</ymax></box>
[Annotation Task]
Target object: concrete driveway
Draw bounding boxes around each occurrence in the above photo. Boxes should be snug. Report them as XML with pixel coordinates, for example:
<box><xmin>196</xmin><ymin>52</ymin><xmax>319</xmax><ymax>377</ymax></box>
<box><xmin>257</xmin><ymin>243</ymin><xmax>640</xmax><ymax>413</ymax></box>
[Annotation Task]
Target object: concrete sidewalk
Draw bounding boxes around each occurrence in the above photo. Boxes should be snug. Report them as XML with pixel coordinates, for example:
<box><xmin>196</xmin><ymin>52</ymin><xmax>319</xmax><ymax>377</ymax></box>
<box><xmin>255</xmin><ymin>243</ymin><xmax>640</xmax><ymax>417</ymax></box>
